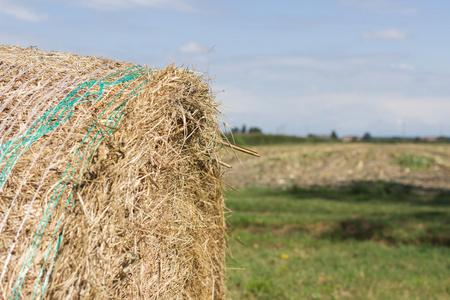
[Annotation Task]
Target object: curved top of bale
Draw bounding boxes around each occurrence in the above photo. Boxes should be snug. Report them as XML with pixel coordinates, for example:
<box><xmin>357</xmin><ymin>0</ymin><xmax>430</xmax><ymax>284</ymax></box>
<box><xmin>0</xmin><ymin>45</ymin><xmax>227</xmax><ymax>299</ymax></box>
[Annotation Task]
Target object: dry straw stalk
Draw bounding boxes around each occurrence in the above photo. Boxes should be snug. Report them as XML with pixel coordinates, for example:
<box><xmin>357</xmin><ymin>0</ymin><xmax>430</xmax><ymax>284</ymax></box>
<box><xmin>0</xmin><ymin>45</ymin><xmax>228</xmax><ymax>299</ymax></box>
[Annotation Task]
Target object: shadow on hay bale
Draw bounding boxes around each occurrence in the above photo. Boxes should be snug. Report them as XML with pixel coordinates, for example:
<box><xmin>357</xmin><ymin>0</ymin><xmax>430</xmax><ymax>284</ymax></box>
<box><xmin>0</xmin><ymin>45</ymin><xmax>237</xmax><ymax>299</ymax></box>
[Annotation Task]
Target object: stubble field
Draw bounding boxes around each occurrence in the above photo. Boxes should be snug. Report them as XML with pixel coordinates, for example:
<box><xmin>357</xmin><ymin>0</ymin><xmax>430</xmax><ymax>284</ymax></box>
<box><xmin>224</xmin><ymin>143</ymin><xmax>450</xmax><ymax>190</ymax></box>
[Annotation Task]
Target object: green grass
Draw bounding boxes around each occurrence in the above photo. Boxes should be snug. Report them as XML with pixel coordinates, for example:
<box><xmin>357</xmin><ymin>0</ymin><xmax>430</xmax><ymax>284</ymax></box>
<box><xmin>225</xmin><ymin>182</ymin><xmax>450</xmax><ymax>299</ymax></box>
<box><xmin>393</xmin><ymin>154</ymin><xmax>435</xmax><ymax>169</ymax></box>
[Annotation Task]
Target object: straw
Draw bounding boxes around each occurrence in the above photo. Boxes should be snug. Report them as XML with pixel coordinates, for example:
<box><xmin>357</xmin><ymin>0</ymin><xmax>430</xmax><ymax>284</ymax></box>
<box><xmin>0</xmin><ymin>45</ymin><xmax>228</xmax><ymax>299</ymax></box>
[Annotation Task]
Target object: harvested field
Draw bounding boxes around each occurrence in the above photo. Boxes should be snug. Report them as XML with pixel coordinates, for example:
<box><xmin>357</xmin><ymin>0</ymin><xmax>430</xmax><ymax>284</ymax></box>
<box><xmin>224</xmin><ymin>143</ymin><xmax>450</xmax><ymax>190</ymax></box>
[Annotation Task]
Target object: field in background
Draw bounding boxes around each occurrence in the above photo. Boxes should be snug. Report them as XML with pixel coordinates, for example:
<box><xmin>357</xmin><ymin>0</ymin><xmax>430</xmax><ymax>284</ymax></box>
<box><xmin>224</xmin><ymin>133</ymin><xmax>450</xmax><ymax>147</ymax></box>
<box><xmin>224</xmin><ymin>133</ymin><xmax>333</xmax><ymax>146</ymax></box>
<box><xmin>224</xmin><ymin>144</ymin><xmax>450</xmax><ymax>299</ymax></box>
<box><xmin>224</xmin><ymin>143</ymin><xmax>450</xmax><ymax>190</ymax></box>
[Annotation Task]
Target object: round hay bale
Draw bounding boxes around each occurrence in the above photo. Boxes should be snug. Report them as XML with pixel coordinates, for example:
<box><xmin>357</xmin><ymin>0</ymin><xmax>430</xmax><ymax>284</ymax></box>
<box><xmin>0</xmin><ymin>45</ymin><xmax>226</xmax><ymax>299</ymax></box>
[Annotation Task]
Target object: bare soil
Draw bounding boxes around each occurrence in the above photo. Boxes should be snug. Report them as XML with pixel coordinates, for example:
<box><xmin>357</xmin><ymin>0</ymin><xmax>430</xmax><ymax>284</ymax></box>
<box><xmin>223</xmin><ymin>143</ymin><xmax>450</xmax><ymax>190</ymax></box>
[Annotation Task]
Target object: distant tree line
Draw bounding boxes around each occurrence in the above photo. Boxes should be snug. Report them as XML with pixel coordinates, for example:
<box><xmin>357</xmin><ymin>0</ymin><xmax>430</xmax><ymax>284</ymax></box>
<box><xmin>231</xmin><ymin>124</ymin><xmax>262</xmax><ymax>134</ymax></box>
<box><xmin>229</xmin><ymin>126</ymin><xmax>450</xmax><ymax>144</ymax></box>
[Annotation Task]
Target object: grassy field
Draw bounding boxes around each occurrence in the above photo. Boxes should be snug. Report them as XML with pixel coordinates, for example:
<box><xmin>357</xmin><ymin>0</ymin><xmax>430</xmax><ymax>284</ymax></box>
<box><xmin>223</xmin><ymin>144</ymin><xmax>450</xmax><ymax>299</ymax></box>
<box><xmin>225</xmin><ymin>185</ymin><xmax>450</xmax><ymax>299</ymax></box>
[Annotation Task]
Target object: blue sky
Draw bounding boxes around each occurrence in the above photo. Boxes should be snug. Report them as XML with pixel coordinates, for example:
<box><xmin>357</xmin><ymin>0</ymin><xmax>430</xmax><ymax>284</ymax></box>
<box><xmin>1</xmin><ymin>0</ymin><xmax>449</xmax><ymax>137</ymax></box>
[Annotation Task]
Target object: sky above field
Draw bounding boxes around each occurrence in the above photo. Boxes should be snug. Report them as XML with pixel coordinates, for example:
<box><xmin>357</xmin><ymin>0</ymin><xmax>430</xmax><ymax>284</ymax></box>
<box><xmin>1</xmin><ymin>0</ymin><xmax>449</xmax><ymax>137</ymax></box>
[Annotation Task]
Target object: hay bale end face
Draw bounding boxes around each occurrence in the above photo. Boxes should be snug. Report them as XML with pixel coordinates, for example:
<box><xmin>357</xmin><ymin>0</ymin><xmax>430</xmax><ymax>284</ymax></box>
<box><xmin>0</xmin><ymin>45</ymin><xmax>226</xmax><ymax>299</ymax></box>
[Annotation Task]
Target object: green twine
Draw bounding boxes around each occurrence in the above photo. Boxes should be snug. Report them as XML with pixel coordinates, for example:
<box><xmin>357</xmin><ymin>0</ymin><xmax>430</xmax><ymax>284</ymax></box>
<box><xmin>2</xmin><ymin>65</ymin><xmax>152</xmax><ymax>299</ymax></box>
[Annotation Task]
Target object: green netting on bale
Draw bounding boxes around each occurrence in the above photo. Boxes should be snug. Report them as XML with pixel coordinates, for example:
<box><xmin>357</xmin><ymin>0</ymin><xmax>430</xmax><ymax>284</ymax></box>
<box><xmin>1</xmin><ymin>45</ymin><xmax>227</xmax><ymax>300</ymax></box>
<box><xmin>0</xmin><ymin>65</ymin><xmax>153</xmax><ymax>299</ymax></box>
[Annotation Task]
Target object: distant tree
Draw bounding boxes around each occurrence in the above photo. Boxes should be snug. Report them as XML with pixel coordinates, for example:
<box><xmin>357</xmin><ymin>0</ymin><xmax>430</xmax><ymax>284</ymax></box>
<box><xmin>437</xmin><ymin>136</ymin><xmax>449</xmax><ymax>143</ymax></box>
<box><xmin>249</xmin><ymin>127</ymin><xmax>262</xmax><ymax>134</ymax></box>
<box><xmin>241</xmin><ymin>124</ymin><xmax>247</xmax><ymax>134</ymax></box>
<box><xmin>231</xmin><ymin>127</ymin><xmax>240</xmax><ymax>134</ymax></box>
<box><xmin>362</xmin><ymin>132</ymin><xmax>372</xmax><ymax>141</ymax></box>
<box><xmin>330</xmin><ymin>130</ymin><xmax>338</xmax><ymax>140</ymax></box>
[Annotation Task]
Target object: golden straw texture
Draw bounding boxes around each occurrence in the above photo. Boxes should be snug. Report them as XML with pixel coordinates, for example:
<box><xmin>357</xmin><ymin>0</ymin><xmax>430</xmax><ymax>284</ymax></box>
<box><xmin>0</xmin><ymin>45</ymin><xmax>226</xmax><ymax>299</ymax></box>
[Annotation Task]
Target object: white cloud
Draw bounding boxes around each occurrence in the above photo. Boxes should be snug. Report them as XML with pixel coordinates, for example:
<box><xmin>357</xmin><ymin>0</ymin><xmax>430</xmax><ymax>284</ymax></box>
<box><xmin>389</xmin><ymin>63</ymin><xmax>414</xmax><ymax>71</ymax></box>
<box><xmin>179</xmin><ymin>42</ymin><xmax>205</xmax><ymax>54</ymax></box>
<box><xmin>0</xmin><ymin>1</ymin><xmax>46</xmax><ymax>21</ymax></box>
<box><xmin>339</xmin><ymin>0</ymin><xmax>419</xmax><ymax>15</ymax></box>
<box><xmin>211</xmin><ymin>53</ymin><xmax>450</xmax><ymax>136</ymax></box>
<box><xmin>381</xmin><ymin>96</ymin><xmax>450</xmax><ymax>122</ymax></box>
<box><xmin>220</xmin><ymin>82</ymin><xmax>450</xmax><ymax>136</ymax></box>
<box><xmin>215</xmin><ymin>54</ymin><xmax>397</xmax><ymax>84</ymax></box>
<box><xmin>78</xmin><ymin>0</ymin><xmax>200</xmax><ymax>12</ymax></box>
<box><xmin>361</xmin><ymin>29</ymin><xmax>411</xmax><ymax>40</ymax></box>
